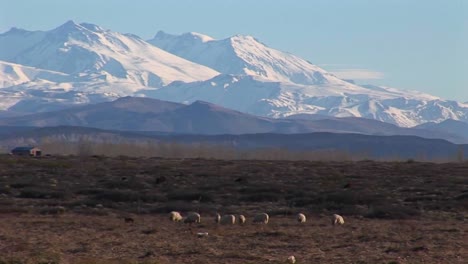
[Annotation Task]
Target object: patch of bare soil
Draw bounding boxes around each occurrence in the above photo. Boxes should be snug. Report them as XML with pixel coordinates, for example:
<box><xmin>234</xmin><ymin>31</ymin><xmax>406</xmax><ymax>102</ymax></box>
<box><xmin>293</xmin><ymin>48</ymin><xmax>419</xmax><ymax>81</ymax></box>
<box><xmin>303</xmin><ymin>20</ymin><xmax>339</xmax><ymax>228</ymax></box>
<box><xmin>0</xmin><ymin>156</ymin><xmax>466</xmax><ymax>263</ymax></box>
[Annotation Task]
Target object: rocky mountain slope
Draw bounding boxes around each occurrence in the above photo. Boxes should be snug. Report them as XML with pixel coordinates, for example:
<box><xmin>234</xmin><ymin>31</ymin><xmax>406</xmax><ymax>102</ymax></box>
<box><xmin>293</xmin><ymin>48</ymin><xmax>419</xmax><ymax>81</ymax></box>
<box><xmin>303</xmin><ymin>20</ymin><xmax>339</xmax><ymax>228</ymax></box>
<box><xmin>0</xmin><ymin>21</ymin><xmax>467</xmax><ymax>128</ymax></box>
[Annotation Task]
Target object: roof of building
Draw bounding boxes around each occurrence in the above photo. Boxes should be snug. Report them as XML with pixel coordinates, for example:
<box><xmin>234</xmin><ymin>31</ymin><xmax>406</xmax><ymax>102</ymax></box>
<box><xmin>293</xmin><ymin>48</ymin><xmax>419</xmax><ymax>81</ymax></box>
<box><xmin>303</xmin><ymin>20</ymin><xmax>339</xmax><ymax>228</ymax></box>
<box><xmin>11</xmin><ymin>146</ymin><xmax>39</xmax><ymax>151</ymax></box>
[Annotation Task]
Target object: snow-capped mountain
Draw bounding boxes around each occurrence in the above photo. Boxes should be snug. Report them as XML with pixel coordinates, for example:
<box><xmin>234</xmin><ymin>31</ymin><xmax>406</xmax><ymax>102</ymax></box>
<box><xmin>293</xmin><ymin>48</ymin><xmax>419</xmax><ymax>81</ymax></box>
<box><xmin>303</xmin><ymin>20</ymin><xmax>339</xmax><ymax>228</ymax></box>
<box><xmin>147</xmin><ymin>31</ymin><xmax>468</xmax><ymax>127</ymax></box>
<box><xmin>0</xmin><ymin>21</ymin><xmax>219</xmax><ymax>111</ymax></box>
<box><xmin>146</xmin><ymin>74</ymin><xmax>468</xmax><ymax>127</ymax></box>
<box><xmin>149</xmin><ymin>31</ymin><xmax>339</xmax><ymax>85</ymax></box>
<box><xmin>0</xmin><ymin>60</ymin><xmax>70</xmax><ymax>88</ymax></box>
<box><xmin>0</xmin><ymin>21</ymin><xmax>218</xmax><ymax>85</ymax></box>
<box><xmin>0</xmin><ymin>21</ymin><xmax>467</xmax><ymax>128</ymax></box>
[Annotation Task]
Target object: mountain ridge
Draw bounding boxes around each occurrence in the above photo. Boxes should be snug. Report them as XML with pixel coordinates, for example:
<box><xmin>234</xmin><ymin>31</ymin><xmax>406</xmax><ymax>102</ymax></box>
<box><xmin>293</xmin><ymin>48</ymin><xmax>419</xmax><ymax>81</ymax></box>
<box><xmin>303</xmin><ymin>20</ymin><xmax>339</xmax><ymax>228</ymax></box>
<box><xmin>0</xmin><ymin>21</ymin><xmax>467</xmax><ymax>128</ymax></box>
<box><xmin>0</xmin><ymin>96</ymin><xmax>465</xmax><ymax>143</ymax></box>
<box><xmin>1</xmin><ymin>125</ymin><xmax>466</xmax><ymax>161</ymax></box>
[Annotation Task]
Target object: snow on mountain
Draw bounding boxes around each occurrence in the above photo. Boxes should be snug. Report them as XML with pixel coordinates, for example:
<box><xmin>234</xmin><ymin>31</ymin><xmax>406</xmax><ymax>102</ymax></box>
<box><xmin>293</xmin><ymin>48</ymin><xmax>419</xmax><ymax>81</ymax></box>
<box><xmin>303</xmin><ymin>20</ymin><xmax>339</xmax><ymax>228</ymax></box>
<box><xmin>0</xmin><ymin>59</ymin><xmax>138</xmax><ymax>112</ymax></box>
<box><xmin>147</xmin><ymin>74</ymin><xmax>468</xmax><ymax>127</ymax></box>
<box><xmin>1</xmin><ymin>96</ymin><xmax>465</xmax><ymax>144</ymax></box>
<box><xmin>148</xmin><ymin>31</ymin><xmax>340</xmax><ymax>85</ymax></box>
<box><xmin>146</xmin><ymin>31</ymin><xmax>468</xmax><ymax>127</ymax></box>
<box><xmin>0</xmin><ymin>21</ymin><xmax>220</xmax><ymax>112</ymax></box>
<box><xmin>0</xmin><ymin>21</ymin><xmax>218</xmax><ymax>87</ymax></box>
<box><xmin>0</xmin><ymin>60</ymin><xmax>69</xmax><ymax>87</ymax></box>
<box><xmin>0</xmin><ymin>22</ymin><xmax>467</xmax><ymax>128</ymax></box>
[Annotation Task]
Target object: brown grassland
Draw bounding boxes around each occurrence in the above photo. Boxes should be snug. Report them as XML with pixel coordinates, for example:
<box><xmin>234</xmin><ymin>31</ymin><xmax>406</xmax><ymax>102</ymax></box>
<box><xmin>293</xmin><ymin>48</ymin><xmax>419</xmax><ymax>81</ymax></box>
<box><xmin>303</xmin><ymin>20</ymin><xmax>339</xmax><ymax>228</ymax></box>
<box><xmin>0</xmin><ymin>155</ymin><xmax>466</xmax><ymax>263</ymax></box>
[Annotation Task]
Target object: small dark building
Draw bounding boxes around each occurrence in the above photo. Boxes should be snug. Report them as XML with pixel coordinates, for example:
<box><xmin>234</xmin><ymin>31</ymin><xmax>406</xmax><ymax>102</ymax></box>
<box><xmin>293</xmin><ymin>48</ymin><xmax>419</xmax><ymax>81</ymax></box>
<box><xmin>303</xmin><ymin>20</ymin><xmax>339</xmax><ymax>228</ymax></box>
<box><xmin>11</xmin><ymin>146</ymin><xmax>42</xmax><ymax>157</ymax></box>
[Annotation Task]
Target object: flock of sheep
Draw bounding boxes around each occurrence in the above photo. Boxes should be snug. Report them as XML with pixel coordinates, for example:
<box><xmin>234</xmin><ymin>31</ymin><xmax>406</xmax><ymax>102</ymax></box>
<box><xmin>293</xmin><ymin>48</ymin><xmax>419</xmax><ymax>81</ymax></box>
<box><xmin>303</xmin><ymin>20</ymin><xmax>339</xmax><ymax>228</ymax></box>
<box><xmin>168</xmin><ymin>211</ymin><xmax>344</xmax><ymax>263</ymax></box>
<box><xmin>169</xmin><ymin>211</ymin><xmax>345</xmax><ymax>226</ymax></box>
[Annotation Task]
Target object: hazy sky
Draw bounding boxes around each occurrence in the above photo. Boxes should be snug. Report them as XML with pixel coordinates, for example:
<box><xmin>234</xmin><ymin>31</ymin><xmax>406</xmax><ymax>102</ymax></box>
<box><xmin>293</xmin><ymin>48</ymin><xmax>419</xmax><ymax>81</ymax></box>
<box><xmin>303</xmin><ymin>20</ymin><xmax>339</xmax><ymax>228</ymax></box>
<box><xmin>1</xmin><ymin>0</ymin><xmax>467</xmax><ymax>101</ymax></box>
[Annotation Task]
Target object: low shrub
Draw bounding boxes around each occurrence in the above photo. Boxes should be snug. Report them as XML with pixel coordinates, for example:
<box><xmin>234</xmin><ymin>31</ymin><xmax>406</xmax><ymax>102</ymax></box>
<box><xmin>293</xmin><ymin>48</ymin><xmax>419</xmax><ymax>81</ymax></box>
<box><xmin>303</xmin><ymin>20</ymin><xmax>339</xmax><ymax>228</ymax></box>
<box><xmin>240</xmin><ymin>192</ymin><xmax>280</xmax><ymax>202</ymax></box>
<box><xmin>93</xmin><ymin>190</ymin><xmax>140</xmax><ymax>202</ymax></box>
<box><xmin>365</xmin><ymin>204</ymin><xmax>420</xmax><ymax>219</ymax></box>
<box><xmin>18</xmin><ymin>188</ymin><xmax>68</xmax><ymax>199</ymax></box>
<box><xmin>166</xmin><ymin>191</ymin><xmax>214</xmax><ymax>203</ymax></box>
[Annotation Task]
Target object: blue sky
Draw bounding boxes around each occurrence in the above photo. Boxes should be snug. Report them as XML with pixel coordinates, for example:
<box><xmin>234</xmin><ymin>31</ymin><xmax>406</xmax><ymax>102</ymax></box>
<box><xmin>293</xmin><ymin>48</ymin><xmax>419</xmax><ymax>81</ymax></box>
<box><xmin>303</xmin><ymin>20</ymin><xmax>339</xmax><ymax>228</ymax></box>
<box><xmin>1</xmin><ymin>0</ymin><xmax>467</xmax><ymax>101</ymax></box>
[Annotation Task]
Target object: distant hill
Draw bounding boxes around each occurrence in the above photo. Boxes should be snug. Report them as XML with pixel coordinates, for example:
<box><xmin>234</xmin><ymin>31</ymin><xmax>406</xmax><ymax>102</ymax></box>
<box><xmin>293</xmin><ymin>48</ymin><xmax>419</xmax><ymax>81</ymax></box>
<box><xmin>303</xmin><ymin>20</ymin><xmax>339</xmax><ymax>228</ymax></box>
<box><xmin>0</xmin><ymin>97</ymin><xmax>466</xmax><ymax>143</ymax></box>
<box><xmin>415</xmin><ymin>119</ymin><xmax>468</xmax><ymax>141</ymax></box>
<box><xmin>0</xmin><ymin>125</ymin><xmax>466</xmax><ymax>161</ymax></box>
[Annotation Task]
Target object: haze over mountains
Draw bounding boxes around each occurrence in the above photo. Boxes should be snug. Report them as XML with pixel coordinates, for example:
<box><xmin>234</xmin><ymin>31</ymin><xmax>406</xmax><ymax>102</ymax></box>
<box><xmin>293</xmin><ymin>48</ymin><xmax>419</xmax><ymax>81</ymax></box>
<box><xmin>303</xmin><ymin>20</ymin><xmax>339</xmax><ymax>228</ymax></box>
<box><xmin>0</xmin><ymin>21</ymin><xmax>467</xmax><ymax>132</ymax></box>
<box><xmin>0</xmin><ymin>96</ymin><xmax>466</xmax><ymax>144</ymax></box>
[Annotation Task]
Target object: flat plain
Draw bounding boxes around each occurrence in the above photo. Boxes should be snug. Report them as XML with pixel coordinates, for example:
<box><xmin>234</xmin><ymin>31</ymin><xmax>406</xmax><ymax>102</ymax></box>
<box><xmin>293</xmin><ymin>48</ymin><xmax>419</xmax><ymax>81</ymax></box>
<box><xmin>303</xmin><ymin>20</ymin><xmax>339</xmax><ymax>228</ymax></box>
<box><xmin>0</xmin><ymin>155</ymin><xmax>466</xmax><ymax>263</ymax></box>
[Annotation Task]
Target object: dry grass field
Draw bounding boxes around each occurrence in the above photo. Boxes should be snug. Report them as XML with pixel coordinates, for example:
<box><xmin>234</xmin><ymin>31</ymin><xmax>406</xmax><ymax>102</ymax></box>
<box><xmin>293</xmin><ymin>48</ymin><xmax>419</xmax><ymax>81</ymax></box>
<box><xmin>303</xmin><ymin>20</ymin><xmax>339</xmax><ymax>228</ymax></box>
<box><xmin>0</xmin><ymin>155</ymin><xmax>466</xmax><ymax>263</ymax></box>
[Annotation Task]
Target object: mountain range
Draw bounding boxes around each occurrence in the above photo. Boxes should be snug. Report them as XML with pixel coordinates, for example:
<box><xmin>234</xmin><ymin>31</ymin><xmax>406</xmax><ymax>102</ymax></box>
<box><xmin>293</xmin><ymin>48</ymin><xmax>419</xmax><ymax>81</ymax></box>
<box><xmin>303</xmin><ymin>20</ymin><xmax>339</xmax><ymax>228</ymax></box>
<box><xmin>0</xmin><ymin>21</ymin><xmax>467</xmax><ymax>131</ymax></box>
<box><xmin>0</xmin><ymin>96</ymin><xmax>466</xmax><ymax>144</ymax></box>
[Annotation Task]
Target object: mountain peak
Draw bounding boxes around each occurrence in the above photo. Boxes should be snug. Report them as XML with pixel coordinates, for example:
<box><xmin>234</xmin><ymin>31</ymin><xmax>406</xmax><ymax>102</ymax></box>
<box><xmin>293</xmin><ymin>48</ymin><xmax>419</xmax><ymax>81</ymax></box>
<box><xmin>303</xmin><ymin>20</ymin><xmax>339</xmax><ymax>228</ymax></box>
<box><xmin>79</xmin><ymin>22</ymin><xmax>104</xmax><ymax>32</ymax></box>
<box><xmin>56</xmin><ymin>20</ymin><xmax>80</xmax><ymax>29</ymax></box>
<box><xmin>183</xmin><ymin>32</ymin><xmax>214</xmax><ymax>42</ymax></box>
<box><xmin>49</xmin><ymin>20</ymin><xmax>86</xmax><ymax>35</ymax></box>
<box><xmin>149</xmin><ymin>30</ymin><xmax>336</xmax><ymax>85</ymax></box>
<box><xmin>230</xmin><ymin>34</ymin><xmax>258</xmax><ymax>42</ymax></box>
<box><xmin>51</xmin><ymin>21</ymin><xmax>106</xmax><ymax>34</ymax></box>
<box><xmin>188</xmin><ymin>100</ymin><xmax>232</xmax><ymax>112</ymax></box>
<box><xmin>153</xmin><ymin>30</ymin><xmax>174</xmax><ymax>39</ymax></box>
<box><xmin>153</xmin><ymin>30</ymin><xmax>214</xmax><ymax>43</ymax></box>
<box><xmin>2</xmin><ymin>27</ymin><xmax>29</xmax><ymax>35</ymax></box>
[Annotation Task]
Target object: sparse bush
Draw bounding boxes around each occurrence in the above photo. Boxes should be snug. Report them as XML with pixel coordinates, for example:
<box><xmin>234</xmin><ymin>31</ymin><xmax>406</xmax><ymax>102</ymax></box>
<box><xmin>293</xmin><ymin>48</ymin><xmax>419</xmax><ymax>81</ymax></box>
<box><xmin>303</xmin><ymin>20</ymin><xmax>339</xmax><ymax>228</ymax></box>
<box><xmin>10</xmin><ymin>183</ymin><xmax>34</xmax><ymax>189</ymax></box>
<box><xmin>166</xmin><ymin>191</ymin><xmax>214</xmax><ymax>203</ymax></box>
<box><xmin>149</xmin><ymin>201</ymin><xmax>216</xmax><ymax>214</ymax></box>
<box><xmin>0</xmin><ymin>260</ymin><xmax>25</xmax><ymax>264</ymax></box>
<box><xmin>240</xmin><ymin>192</ymin><xmax>280</xmax><ymax>202</ymax></box>
<box><xmin>93</xmin><ymin>190</ymin><xmax>141</xmax><ymax>202</ymax></box>
<box><xmin>18</xmin><ymin>188</ymin><xmax>68</xmax><ymax>199</ymax></box>
<box><xmin>365</xmin><ymin>204</ymin><xmax>420</xmax><ymax>219</ymax></box>
<box><xmin>455</xmin><ymin>192</ymin><xmax>468</xmax><ymax>200</ymax></box>
<box><xmin>39</xmin><ymin>206</ymin><xmax>66</xmax><ymax>215</ymax></box>
<box><xmin>100</xmin><ymin>178</ymin><xmax>147</xmax><ymax>189</ymax></box>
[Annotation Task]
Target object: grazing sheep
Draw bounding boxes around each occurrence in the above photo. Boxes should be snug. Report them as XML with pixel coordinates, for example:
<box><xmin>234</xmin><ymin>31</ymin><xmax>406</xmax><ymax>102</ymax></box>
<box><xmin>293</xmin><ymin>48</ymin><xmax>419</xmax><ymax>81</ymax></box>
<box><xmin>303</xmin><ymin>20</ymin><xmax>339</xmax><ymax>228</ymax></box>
<box><xmin>220</xmin><ymin>214</ymin><xmax>236</xmax><ymax>225</ymax></box>
<box><xmin>215</xmin><ymin>213</ymin><xmax>221</xmax><ymax>224</ymax></box>
<box><xmin>297</xmin><ymin>213</ymin><xmax>306</xmax><ymax>223</ymax></box>
<box><xmin>332</xmin><ymin>214</ymin><xmax>345</xmax><ymax>225</ymax></box>
<box><xmin>238</xmin><ymin>214</ymin><xmax>246</xmax><ymax>224</ymax></box>
<box><xmin>184</xmin><ymin>212</ymin><xmax>201</xmax><ymax>224</ymax></box>
<box><xmin>287</xmin><ymin>255</ymin><xmax>296</xmax><ymax>264</ymax></box>
<box><xmin>197</xmin><ymin>232</ymin><xmax>209</xmax><ymax>238</ymax></box>
<box><xmin>169</xmin><ymin>211</ymin><xmax>183</xmax><ymax>222</ymax></box>
<box><xmin>253</xmin><ymin>213</ymin><xmax>269</xmax><ymax>224</ymax></box>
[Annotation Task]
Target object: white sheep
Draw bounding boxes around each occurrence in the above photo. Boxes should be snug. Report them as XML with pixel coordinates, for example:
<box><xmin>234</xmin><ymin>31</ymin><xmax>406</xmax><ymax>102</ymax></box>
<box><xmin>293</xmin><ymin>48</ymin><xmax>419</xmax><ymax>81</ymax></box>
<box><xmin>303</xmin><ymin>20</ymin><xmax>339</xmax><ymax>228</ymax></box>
<box><xmin>238</xmin><ymin>214</ymin><xmax>246</xmax><ymax>224</ymax></box>
<box><xmin>331</xmin><ymin>214</ymin><xmax>344</xmax><ymax>225</ymax></box>
<box><xmin>287</xmin><ymin>255</ymin><xmax>296</xmax><ymax>264</ymax></box>
<box><xmin>184</xmin><ymin>212</ymin><xmax>201</xmax><ymax>224</ymax></box>
<box><xmin>215</xmin><ymin>213</ymin><xmax>221</xmax><ymax>224</ymax></box>
<box><xmin>220</xmin><ymin>214</ymin><xmax>236</xmax><ymax>225</ymax></box>
<box><xmin>169</xmin><ymin>211</ymin><xmax>183</xmax><ymax>222</ymax></box>
<box><xmin>297</xmin><ymin>213</ymin><xmax>306</xmax><ymax>223</ymax></box>
<box><xmin>253</xmin><ymin>213</ymin><xmax>269</xmax><ymax>224</ymax></box>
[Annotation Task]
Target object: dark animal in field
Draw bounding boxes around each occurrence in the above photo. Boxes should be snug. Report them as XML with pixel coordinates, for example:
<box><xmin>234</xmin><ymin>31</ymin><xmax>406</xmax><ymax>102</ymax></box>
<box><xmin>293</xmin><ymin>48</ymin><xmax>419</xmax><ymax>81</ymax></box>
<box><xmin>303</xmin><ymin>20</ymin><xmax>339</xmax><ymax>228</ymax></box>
<box><xmin>155</xmin><ymin>176</ymin><xmax>167</xmax><ymax>184</ymax></box>
<box><xmin>235</xmin><ymin>177</ymin><xmax>247</xmax><ymax>183</ymax></box>
<box><xmin>124</xmin><ymin>217</ymin><xmax>135</xmax><ymax>223</ymax></box>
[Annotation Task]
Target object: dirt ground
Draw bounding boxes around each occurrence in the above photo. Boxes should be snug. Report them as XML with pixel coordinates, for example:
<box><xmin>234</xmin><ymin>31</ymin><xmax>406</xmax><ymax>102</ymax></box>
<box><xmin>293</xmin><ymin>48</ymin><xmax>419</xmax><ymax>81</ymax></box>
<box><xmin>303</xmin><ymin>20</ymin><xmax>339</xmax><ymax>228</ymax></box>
<box><xmin>0</xmin><ymin>214</ymin><xmax>466</xmax><ymax>264</ymax></box>
<box><xmin>0</xmin><ymin>156</ymin><xmax>466</xmax><ymax>263</ymax></box>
